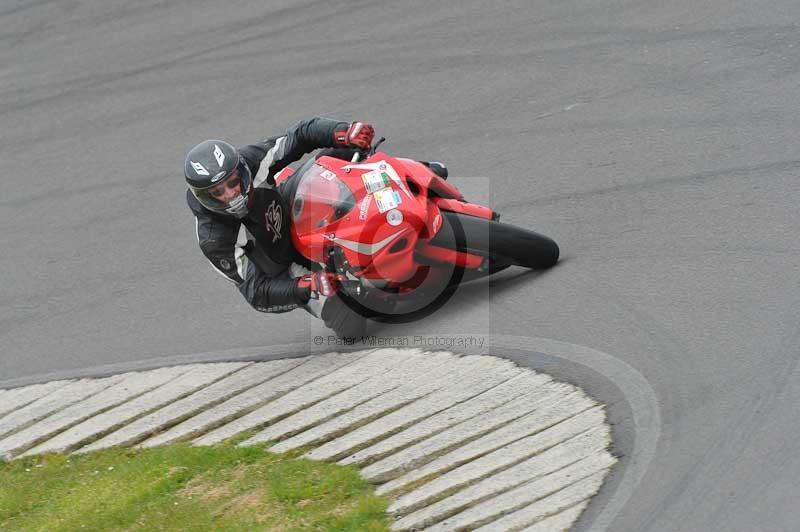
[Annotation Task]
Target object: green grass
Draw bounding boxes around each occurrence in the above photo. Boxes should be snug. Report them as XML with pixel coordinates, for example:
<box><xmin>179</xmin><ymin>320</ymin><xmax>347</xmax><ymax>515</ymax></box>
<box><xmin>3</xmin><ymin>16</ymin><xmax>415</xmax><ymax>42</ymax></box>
<box><xmin>0</xmin><ymin>442</ymin><xmax>390</xmax><ymax>532</ymax></box>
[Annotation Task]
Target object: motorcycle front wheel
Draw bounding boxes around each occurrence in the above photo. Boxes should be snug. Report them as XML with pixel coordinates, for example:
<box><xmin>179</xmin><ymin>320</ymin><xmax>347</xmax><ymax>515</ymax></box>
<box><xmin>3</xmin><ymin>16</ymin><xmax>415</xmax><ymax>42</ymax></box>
<box><xmin>429</xmin><ymin>211</ymin><xmax>559</xmax><ymax>269</ymax></box>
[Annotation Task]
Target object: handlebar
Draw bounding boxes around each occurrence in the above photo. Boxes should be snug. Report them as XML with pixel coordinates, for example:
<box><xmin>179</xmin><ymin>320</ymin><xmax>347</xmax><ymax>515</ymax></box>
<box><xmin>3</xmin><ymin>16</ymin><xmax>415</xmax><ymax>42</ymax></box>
<box><xmin>350</xmin><ymin>137</ymin><xmax>387</xmax><ymax>163</ymax></box>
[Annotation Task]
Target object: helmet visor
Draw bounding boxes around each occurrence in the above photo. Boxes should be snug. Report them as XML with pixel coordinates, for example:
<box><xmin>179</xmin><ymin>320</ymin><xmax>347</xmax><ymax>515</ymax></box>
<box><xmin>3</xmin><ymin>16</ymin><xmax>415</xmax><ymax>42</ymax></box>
<box><xmin>190</xmin><ymin>160</ymin><xmax>252</xmax><ymax>214</ymax></box>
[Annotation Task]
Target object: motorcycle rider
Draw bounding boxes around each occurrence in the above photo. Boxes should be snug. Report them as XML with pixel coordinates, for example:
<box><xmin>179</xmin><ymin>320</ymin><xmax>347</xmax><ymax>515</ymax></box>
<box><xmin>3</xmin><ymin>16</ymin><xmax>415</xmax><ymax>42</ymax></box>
<box><xmin>184</xmin><ymin>117</ymin><xmax>379</xmax><ymax>338</ymax></box>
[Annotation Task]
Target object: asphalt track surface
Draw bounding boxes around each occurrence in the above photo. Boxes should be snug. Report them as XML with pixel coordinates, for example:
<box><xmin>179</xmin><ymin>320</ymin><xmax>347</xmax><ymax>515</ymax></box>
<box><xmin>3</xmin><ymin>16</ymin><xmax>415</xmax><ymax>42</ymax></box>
<box><xmin>2</xmin><ymin>1</ymin><xmax>799</xmax><ymax>531</ymax></box>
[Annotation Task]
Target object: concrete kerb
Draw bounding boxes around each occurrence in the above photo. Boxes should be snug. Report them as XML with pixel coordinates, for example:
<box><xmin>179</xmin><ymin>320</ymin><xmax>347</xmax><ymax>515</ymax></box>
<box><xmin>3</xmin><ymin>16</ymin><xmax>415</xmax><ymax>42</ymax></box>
<box><xmin>0</xmin><ymin>336</ymin><xmax>659</xmax><ymax>530</ymax></box>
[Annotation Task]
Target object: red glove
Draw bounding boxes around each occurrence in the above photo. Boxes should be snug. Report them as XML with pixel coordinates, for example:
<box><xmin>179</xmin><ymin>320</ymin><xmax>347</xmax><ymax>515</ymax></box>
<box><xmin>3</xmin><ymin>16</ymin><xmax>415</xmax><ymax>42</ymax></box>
<box><xmin>334</xmin><ymin>122</ymin><xmax>375</xmax><ymax>150</ymax></box>
<box><xmin>296</xmin><ymin>271</ymin><xmax>340</xmax><ymax>300</ymax></box>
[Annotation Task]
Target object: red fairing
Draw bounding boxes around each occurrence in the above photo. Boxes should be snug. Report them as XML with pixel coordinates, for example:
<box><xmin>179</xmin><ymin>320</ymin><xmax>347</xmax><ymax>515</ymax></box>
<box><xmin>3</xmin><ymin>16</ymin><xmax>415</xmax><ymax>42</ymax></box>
<box><xmin>288</xmin><ymin>153</ymin><xmax>487</xmax><ymax>290</ymax></box>
<box><xmin>274</xmin><ymin>166</ymin><xmax>294</xmax><ymax>187</ymax></box>
<box><xmin>431</xmin><ymin>198</ymin><xmax>494</xmax><ymax>220</ymax></box>
<box><xmin>415</xmin><ymin>243</ymin><xmax>484</xmax><ymax>268</ymax></box>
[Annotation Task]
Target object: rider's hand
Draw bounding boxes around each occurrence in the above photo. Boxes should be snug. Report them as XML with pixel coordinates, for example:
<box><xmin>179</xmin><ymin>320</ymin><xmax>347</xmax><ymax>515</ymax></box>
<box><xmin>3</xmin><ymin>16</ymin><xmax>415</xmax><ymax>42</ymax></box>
<box><xmin>295</xmin><ymin>271</ymin><xmax>340</xmax><ymax>301</ymax></box>
<box><xmin>334</xmin><ymin>122</ymin><xmax>375</xmax><ymax>150</ymax></box>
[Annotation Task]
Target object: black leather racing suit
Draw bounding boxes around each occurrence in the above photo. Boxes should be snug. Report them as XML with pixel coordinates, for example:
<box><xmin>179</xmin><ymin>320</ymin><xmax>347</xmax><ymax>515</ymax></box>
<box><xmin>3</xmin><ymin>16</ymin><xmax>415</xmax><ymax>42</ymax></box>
<box><xmin>186</xmin><ymin>117</ymin><xmax>353</xmax><ymax>314</ymax></box>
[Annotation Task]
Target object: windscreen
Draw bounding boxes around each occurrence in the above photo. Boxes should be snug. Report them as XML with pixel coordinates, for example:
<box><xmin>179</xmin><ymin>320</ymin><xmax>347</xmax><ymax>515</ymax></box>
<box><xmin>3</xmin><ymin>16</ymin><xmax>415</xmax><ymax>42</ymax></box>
<box><xmin>290</xmin><ymin>163</ymin><xmax>356</xmax><ymax>234</ymax></box>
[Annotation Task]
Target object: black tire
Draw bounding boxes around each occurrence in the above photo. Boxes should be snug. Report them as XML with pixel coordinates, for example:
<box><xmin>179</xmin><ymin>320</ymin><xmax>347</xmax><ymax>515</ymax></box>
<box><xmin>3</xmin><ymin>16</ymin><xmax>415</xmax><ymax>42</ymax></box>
<box><xmin>429</xmin><ymin>211</ymin><xmax>559</xmax><ymax>269</ymax></box>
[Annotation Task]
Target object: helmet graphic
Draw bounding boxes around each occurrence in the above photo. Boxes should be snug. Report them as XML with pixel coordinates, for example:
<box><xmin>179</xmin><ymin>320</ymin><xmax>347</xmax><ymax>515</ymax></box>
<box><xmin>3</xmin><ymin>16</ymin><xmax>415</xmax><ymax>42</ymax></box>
<box><xmin>184</xmin><ymin>140</ymin><xmax>252</xmax><ymax>217</ymax></box>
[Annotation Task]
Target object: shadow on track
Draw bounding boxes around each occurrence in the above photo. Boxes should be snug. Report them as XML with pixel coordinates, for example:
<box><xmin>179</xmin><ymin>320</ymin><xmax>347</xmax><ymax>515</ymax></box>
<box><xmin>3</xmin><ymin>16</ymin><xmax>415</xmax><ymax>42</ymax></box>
<box><xmin>365</xmin><ymin>259</ymin><xmax>564</xmax><ymax>329</ymax></box>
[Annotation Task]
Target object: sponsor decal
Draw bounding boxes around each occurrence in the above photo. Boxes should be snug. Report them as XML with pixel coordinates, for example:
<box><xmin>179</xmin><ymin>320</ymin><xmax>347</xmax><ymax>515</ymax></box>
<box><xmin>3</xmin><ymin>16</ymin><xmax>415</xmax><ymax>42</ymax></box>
<box><xmin>362</xmin><ymin>170</ymin><xmax>390</xmax><ymax>193</ymax></box>
<box><xmin>213</xmin><ymin>144</ymin><xmax>225</xmax><ymax>167</ymax></box>
<box><xmin>190</xmin><ymin>161</ymin><xmax>209</xmax><ymax>176</ymax></box>
<box><xmin>321</xmin><ymin>169</ymin><xmax>337</xmax><ymax>181</ymax></box>
<box><xmin>433</xmin><ymin>213</ymin><xmax>442</xmax><ymax>233</ymax></box>
<box><xmin>358</xmin><ymin>195</ymin><xmax>372</xmax><ymax>220</ymax></box>
<box><xmin>374</xmin><ymin>188</ymin><xmax>402</xmax><ymax>213</ymax></box>
<box><xmin>386</xmin><ymin>209</ymin><xmax>403</xmax><ymax>226</ymax></box>
<box><xmin>346</xmin><ymin>160</ymin><xmax>412</xmax><ymax>198</ymax></box>
<box><xmin>265</xmin><ymin>200</ymin><xmax>283</xmax><ymax>243</ymax></box>
<box><xmin>210</xmin><ymin>171</ymin><xmax>225</xmax><ymax>183</ymax></box>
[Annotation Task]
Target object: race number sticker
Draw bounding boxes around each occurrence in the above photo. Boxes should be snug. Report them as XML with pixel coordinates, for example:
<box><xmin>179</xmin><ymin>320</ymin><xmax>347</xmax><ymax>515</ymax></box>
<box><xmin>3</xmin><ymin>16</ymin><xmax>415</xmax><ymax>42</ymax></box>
<box><xmin>374</xmin><ymin>188</ymin><xmax>402</xmax><ymax>213</ymax></box>
<box><xmin>362</xmin><ymin>170</ymin><xmax>391</xmax><ymax>193</ymax></box>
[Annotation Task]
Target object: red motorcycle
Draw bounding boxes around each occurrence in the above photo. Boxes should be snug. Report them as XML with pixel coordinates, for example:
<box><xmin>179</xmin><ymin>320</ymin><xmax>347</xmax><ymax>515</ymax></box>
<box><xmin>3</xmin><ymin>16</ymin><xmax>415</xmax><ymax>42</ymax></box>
<box><xmin>276</xmin><ymin>139</ymin><xmax>559</xmax><ymax>327</ymax></box>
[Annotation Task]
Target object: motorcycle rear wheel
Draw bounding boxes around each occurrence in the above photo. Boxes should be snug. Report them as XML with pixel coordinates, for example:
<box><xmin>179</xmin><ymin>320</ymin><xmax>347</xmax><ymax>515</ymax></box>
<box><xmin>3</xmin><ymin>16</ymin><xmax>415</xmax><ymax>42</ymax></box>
<box><xmin>430</xmin><ymin>211</ymin><xmax>559</xmax><ymax>269</ymax></box>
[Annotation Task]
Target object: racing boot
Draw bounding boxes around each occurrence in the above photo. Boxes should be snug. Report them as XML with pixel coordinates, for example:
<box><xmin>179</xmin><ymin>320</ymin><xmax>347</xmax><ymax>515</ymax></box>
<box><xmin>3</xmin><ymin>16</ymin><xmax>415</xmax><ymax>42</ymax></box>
<box><xmin>322</xmin><ymin>295</ymin><xmax>368</xmax><ymax>339</ymax></box>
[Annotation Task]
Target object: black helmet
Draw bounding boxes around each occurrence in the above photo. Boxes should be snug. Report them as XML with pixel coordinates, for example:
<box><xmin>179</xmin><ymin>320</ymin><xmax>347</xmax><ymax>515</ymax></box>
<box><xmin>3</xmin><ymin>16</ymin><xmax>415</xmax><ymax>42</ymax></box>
<box><xmin>184</xmin><ymin>140</ymin><xmax>252</xmax><ymax>217</ymax></box>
